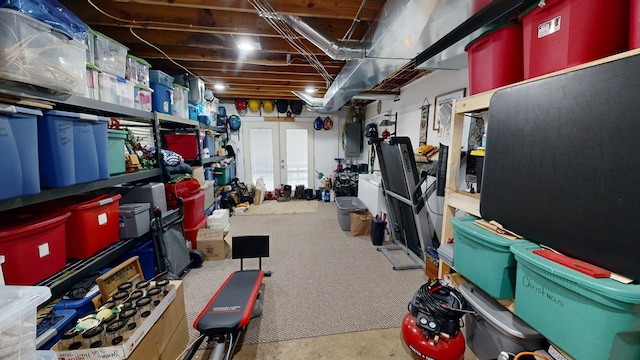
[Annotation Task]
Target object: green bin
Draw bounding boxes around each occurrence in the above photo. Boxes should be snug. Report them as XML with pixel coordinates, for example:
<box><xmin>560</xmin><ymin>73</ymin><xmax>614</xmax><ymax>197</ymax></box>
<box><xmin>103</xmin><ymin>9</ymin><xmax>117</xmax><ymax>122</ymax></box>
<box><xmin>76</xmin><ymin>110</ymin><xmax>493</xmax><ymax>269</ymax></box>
<box><xmin>451</xmin><ymin>216</ymin><xmax>528</xmax><ymax>299</ymax></box>
<box><xmin>511</xmin><ymin>242</ymin><xmax>640</xmax><ymax>360</ymax></box>
<box><xmin>108</xmin><ymin>129</ymin><xmax>127</xmax><ymax>175</ymax></box>
<box><xmin>213</xmin><ymin>166</ymin><xmax>230</xmax><ymax>185</ymax></box>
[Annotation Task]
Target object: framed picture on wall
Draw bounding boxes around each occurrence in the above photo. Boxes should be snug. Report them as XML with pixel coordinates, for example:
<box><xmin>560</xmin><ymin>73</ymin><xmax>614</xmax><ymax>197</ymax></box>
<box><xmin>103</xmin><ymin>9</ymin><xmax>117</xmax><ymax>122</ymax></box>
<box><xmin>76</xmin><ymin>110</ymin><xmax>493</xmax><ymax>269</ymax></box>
<box><xmin>433</xmin><ymin>88</ymin><xmax>466</xmax><ymax>132</ymax></box>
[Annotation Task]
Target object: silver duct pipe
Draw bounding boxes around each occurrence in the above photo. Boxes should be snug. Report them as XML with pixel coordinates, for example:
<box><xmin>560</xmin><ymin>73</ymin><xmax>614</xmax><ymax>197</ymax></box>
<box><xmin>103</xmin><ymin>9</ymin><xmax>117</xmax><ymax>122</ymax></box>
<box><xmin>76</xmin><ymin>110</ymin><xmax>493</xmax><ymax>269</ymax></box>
<box><xmin>284</xmin><ymin>15</ymin><xmax>366</xmax><ymax>60</ymax></box>
<box><xmin>291</xmin><ymin>0</ymin><xmax>471</xmax><ymax>113</ymax></box>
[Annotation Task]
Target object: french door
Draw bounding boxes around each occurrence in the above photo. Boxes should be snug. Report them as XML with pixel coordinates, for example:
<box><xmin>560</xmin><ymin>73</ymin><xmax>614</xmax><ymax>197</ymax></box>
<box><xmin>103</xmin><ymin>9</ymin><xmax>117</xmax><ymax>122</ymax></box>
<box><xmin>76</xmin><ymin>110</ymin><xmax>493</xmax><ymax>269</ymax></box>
<box><xmin>243</xmin><ymin>121</ymin><xmax>314</xmax><ymax>191</ymax></box>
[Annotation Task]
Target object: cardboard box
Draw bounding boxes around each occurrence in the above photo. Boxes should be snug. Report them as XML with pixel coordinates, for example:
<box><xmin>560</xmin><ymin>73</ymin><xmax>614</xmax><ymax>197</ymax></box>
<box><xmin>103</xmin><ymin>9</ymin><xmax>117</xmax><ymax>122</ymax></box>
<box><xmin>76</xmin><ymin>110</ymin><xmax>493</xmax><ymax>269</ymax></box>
<box><xmin>253</xmin><ymin>188</ymin><xmax>263</xmax><ymax>205</ymax></box>
<box><xmin>54</xmin><ymin>281</ymin><xmax>186</xmax><ymax>360</ymax></box>
<box><xmin>192</xmin><ymin>166</ymin><xmax>205</xmax><ymax>186</ymax></box>
<box><xmin>197</xmin><ymin>228</ymin><xmax>231</xmax><ymax>261</ymax></box>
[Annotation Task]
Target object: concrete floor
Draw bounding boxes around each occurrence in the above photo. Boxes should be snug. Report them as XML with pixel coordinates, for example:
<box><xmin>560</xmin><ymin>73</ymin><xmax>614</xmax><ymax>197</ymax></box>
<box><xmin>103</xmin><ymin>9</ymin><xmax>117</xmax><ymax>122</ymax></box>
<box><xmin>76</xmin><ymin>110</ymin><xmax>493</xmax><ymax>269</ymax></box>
<box><xmin>192</xmin><ymin>327</ymin><xmax>480</xmax><ymax>360</ymax></box>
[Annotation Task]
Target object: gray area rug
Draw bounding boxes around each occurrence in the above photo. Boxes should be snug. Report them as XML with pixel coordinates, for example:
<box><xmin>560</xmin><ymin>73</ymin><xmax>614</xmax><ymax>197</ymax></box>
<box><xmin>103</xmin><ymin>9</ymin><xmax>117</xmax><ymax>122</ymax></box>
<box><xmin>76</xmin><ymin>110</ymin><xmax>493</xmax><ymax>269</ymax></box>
<box><xmin>182</xmin><ymin>201</ymin><xmax>428</xmax><ymax>344</ymax></box>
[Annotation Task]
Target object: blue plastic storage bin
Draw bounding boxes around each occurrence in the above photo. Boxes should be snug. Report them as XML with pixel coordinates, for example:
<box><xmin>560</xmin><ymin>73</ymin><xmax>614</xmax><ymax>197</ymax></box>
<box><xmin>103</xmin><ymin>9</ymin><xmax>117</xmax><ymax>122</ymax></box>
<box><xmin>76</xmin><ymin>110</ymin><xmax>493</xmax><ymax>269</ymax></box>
<box><xmin>37</xmin><ymin>309</ymin><xmax>76</xmax><ymax>350</ymax></box>
<box><xmin>118</xmin><ymin>239</ymin><xmax>156</xmax><ymax>280</ymax></box>
<box><xmin>38</xmin><ymin>110</ymin><xmax>76</xmax><ymax>188</ymax></box>
<box><xmin>94</xmin><ymin>116</ymin><xmax>110</xmax><ymax>180</ymax></box>
<box><xmin>0</xmin><ymin>104</ymin><xmax>41</xmax><ymax>200</ymax></box>
<box><xmin>188</xmin><ymin>101</ymin><xmax>198</xmax><ymax>120</ymax></box>
<box><xmin>149</xmin><ymin>70</ymin><xmax>174</xmax><ymax>87</ymax></box>
<box><xmin>150</xmin><ymin>81</ymin><xmax>173</xmax><ymax>114</ymax></box>
<box><xmin>74</xmin><ymin>113</ymin><xmax>109</xmax><ymax>184</ymax></box>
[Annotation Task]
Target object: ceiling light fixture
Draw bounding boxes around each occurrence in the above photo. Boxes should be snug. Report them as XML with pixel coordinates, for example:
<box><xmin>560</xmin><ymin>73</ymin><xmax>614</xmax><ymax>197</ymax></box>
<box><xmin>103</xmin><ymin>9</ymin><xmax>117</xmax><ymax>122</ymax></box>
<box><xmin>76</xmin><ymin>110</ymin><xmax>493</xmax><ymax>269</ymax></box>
<box><xmin>236</xmin><ymin>36</ymin><xmax>262</xmax><ymax>52</ymax></box>
<box><xmin>305</xmin><ymin>87</ymin><xmax>318</xmax><ymax>94</ymax></box>
<box><xmin>213</xmin><ymin>83</ymin><xmax>227</xmax><ymax>90</ymax></box>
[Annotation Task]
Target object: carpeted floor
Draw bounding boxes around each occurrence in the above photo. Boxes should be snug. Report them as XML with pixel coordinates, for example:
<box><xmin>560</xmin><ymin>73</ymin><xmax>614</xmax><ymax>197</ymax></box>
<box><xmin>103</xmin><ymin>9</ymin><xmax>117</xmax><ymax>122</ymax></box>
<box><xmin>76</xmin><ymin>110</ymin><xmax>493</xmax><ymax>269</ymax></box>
<box><xmin>232</xmin><ymin>199</ymin><xmax>318</xmax><ymax>216</ymax></box>
<box><xmin>182</xmin><ymin>201</ymin><xmax>429</xmax><ymax>345</ymax></box>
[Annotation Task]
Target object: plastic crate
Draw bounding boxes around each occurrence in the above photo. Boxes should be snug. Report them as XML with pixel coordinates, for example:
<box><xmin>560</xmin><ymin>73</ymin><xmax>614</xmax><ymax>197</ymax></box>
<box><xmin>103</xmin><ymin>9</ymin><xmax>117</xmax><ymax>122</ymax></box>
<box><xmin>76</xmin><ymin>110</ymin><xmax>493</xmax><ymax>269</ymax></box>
<box><xmin>172</xmin><ymin>83</ymin><xmax>189</xmax><ymax>119</ymax></box>
<box><xmin>94</xmin><ymin>30</ymin><xmax>128</xmax><ymax>77</ymax></box>
<box><xmin>511</xmin><ymin>241</ymin><xmax>640</xmax><ymax>360</ymax></box>
<box><xmin>0</xmin><ymin>286</ymin><xmax>51</xmax><ymax>359</ymax></box>
<box><xmin>184</xmin><ymin>215</ymin><xmax>208</xmax><ymax>250</ymax></box>
<box><xmin>519</xmin><ymin>0</ymin><xmax>629</xmax><ymax>79</ymax></box>
<box><xmin>37</xmin><ymin>110</ymin><xmax>76</xmax><ymax>188</ymax></box>
<box><xmin>108</xmin><ymin>129</ymin><xmax>127</xmax><ymax>175</ymax></box>
<box><xmin>134</xmin><ymin>84</ymin><xmax>153</xmax><ymax>112</ymax></box>
<box><xmin>0</xmin><ymin>212</ymin><xmax>70</xmax><ymax>285</ymax></box>
<box><xmin>150</xmin><ymin>81</ymin><xmax>173</xmax><ymax>114</ymax></box>
<box><xmin>149</xmin><ymin>70</ymin><xmax>174</xmax><ymax>87</ymax></box>
<box><xmin>335</xmin><ymin>197</ymin><xmax>367</xmax><ymax>231</ymax></box>
<box><xmin>0</xmin><ymin>105</ymin><xmax>42</xmax><ymax>200</ymax></box>
<box><xmin>163</xmin><ymin>131</ymin><xmax>204</xmax><ymax>160</ymax></box>
<box><xmin>167</xmin><ymin>191</ymin><xmax>205</xmax><ymax>229</ymax></box>
<box><xmin>451</xmin><ymin>216</ymin><xmax>528</xmax><ymax>299</ymax></box>
<box><xmin>99</xmin><ymin>72</ymin><xmax>134</xmax><ymax>108</ymax></box>
<box><xmin>74</xmin><ymin>113</ymin><xmax>108</xmax><ymax>184</ymax></box>
<box><xmin>119</xmin><ymin>203</ymin><xmax>151</xmax><ymax>239</ymax></box>
<box><xmin>85</xmin><ymin>63</ymin><xmax>100</xmax><ymax>100</ymax></box>
<box><xmin>465</xmin><ymin>21</ymin><xmax>523</xmax><ymax>95</ymax></box>
<box><xmin>126</xmin><ymin>55</ymin><xmax>151</xmax><ymax>86</ymax></box>
<box><xmin>0</xmin><ymin>8</ymin><xmax>86</xmax><ymax>95</ymax></box>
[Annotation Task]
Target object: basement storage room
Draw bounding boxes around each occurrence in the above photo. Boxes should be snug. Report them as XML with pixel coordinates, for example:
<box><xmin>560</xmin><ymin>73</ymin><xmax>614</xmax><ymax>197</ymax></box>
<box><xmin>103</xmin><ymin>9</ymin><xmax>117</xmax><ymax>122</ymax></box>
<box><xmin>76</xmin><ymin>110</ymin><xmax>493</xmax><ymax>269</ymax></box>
<box><xmin>2</xmin><ymin>0</ymin><xmax>640</xmax><ymax>359</ymax></box>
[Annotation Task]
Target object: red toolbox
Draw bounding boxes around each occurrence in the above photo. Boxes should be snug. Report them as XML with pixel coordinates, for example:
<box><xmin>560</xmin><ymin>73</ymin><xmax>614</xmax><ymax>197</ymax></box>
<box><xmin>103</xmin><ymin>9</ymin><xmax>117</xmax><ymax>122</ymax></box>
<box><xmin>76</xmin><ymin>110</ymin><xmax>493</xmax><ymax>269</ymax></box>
<box><xmin>0</xmin><ymin>212</ymin><xmax>70</xmax><ymax>285</ymax></box>
<box><xmin>168</xmin><ymin>190</ymin><xmax>205</xmax><ymax>229</ymax></box>
<box><xmin>519</xmin><ymin>0</ymin><xmax>629</xmax><ymax>79</ymax></box>
<box><xmin>465</xmin><ymin>21</ymin><xmax>523</xmax><ymax>95</ymax></box>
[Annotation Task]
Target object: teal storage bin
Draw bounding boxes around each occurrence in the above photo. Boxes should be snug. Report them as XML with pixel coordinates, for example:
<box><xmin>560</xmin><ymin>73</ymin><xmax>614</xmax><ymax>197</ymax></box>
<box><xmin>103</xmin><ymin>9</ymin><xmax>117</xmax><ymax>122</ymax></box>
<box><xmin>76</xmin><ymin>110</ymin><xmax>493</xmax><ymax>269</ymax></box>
<box><xmin>0</xmin><ymin>105</ymin><xmax>41</xmax><ymax>200</ymax></box>
<box><xmin>451</xmin><ymin>216</ymin><xmax>527</xmax><ymax>299</ymax></box>
<box><xmin>511</xmin><ymin>242</ymin><xmax>640</xmax><ymax>360</ymax></box>
<box><xmin>213</xmin><ymin>166</ymin><xmax>231</xmax><ymax>185</ymax></box>
<box><xmin>108</xmin><ymin>129</ymin><xmax>127</xmax><ymax>175</ymax></box>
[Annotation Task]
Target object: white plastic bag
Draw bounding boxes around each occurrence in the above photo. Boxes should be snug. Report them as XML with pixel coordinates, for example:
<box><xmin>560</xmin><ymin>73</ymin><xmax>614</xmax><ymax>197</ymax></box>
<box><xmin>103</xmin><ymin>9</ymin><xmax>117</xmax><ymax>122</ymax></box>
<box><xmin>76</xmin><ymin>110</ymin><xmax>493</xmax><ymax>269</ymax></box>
<box><xmin>255</xmin><ymin>177</ymin><xmax>267</xmax><ymax>204</ymax></box>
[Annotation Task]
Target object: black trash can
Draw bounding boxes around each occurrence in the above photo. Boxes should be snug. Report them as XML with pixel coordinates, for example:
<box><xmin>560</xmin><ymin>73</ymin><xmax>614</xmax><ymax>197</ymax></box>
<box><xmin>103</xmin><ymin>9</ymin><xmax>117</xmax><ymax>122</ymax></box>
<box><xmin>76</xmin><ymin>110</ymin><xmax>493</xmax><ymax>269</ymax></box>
<box><xmin>371</xmin><ymin>216</ymin><xmax>386</xmax><ymax>246</ymax></box>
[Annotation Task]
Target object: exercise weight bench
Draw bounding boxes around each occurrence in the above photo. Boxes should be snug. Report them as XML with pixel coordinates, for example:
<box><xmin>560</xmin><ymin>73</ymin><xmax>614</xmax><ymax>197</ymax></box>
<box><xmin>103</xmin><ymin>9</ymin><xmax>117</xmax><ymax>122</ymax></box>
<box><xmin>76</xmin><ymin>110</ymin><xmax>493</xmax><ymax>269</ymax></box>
<box><xmin>182</xmin><ymin>235</ymin><xmax>271</xmax><ymax>360</ymax></box>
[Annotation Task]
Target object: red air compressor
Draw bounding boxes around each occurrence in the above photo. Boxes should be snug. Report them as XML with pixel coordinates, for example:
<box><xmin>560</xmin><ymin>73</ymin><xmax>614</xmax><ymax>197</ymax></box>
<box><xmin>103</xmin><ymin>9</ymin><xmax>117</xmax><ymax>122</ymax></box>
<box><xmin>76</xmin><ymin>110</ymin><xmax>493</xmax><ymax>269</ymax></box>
<box><xmin>402</xmin><ymin>280</ymin><xmax>468</xmax><ymax>360</ymax></box>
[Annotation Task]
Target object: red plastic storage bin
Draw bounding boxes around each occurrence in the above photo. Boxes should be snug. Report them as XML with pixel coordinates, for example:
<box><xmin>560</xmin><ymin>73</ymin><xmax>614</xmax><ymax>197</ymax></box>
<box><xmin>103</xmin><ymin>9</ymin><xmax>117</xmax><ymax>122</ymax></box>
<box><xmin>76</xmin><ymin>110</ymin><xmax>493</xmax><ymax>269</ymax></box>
<box><xmin>64</xmin><ymin>194</ymin><xmax>122</xmax><ymax>259</ymax></box>
<box><xmin>465</xmin><ymin>22</ymin><xmax>523</xmax><ymax>95</ymax></box>
<box><xmin>631</xmin><ymin>0</ymin><xmax>640</xmax><ymax>49</ymax></box>
<box><xmin>519</xmin><ymin>0</ymin><xmax>629</xmax><ymax>79</ymax></box>
<box><xmin>184</xmin><ymin>215</ymin><xmax>207</xmax><ymax>250</ymax></box>
<box><xmin>0</xmin><ymin>212</ymin><xmax>70</xmax><ymax>285</ymax></box>
<box><xmin>167</xmin><ymin>190</ymin><xmax>205</xmax><ymax>229</ymax></box>
<box><xmin>163</xmin><ymin>131</ymin><xmax>204</xmax><ymax>160</ymax></box>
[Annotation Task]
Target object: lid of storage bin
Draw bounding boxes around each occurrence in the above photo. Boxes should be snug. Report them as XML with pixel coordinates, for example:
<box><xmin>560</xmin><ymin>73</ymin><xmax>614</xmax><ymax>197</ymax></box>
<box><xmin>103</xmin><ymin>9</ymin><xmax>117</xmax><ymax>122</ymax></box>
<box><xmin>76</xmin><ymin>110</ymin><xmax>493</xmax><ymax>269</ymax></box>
<box><xmin>510</xmin><ymin>242</ymin><xmax>640</xmax><ymax>303</ymax></box>
<box><xmin>464</xmin><ymin>21</ymin><xmax>521</xmax><ymax>51</ymax></box>
<box><xmin>64</xmin><ymin>194</ymin><xmax>122</xmax><ymax>211</ymax></box>
<box><xmin>0</xmin><ymin>212</ymin><xmax>70</xmax><ymax>242</ymax></box>
<box><xmin>108</xmin><ymin>129</ymin><xmax>127</xmax><ymax>138</ymax></box>
<box><xmin>93</xmin><ymin>30</ymin><xmax>129</xmax><ymax>50</ymax></box>
<box><xmin>79</xmin><ymin>113</ymin><xmax>108</xmax><ymax>123</ymax></box>
<box><xmin>0</xmin><ymin>104</ymin><xmax>42</xmax><ymax>117</ymax></box>
<box><xmin>135</xmin><ymin>84</ymin><xmax>153</xmax><ymax>91</ymax></box>
<box><xmin>126</xmin><ymin>54</ymin><xmax>151</xmax><ymax>67</ymax></box>
<box><xmin>335</xmin><ymin>196</ymin><xmax>367</xmax><ymax>211</ymax></box>
<box><xmin>86</xmin><ymin>62</ymin><xmax>101</xmax><ymax>71</ymax></box>
<box><xmin>35</xmin><ymin>350</ymin><xmax>58</xmax><ymax>360</ymax></box>
<box><xmin>42</xmin><ymin>109</ymin><xmax>83</xmax><ymax>119</ymax></box>
<box><xmin>518</xmin><ymin>1</ymin><xmax>543</xmax><ymax>20</ymax></box>
<box><xmin>459</xmin><ymin>283</ymin><xmax>543</xmax><ymax>339</ymax></box>
<box><xmin>173</xmin><ymin>83</ymin><xmax>189</xmax><ymax>90</ymax></box>
<box><xmin>0</xmin><ymin>286</ymin><xmax>51</xmax><ymax>333</ymax></box>
<box><xmin>451</xmin><ymin>216</ymin><xmax>525</xmax><ymax>249</ymax></box>
<box><xmin>119</xmin><ymin>202</ymin><xmax>151</xmax><ymax>214</ymax></box>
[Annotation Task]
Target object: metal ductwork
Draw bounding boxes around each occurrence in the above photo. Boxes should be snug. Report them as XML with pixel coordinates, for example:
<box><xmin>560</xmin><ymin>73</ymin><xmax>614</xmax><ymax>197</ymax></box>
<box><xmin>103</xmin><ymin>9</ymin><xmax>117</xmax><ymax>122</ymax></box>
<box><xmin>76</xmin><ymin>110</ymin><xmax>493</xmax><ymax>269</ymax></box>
<box><xmin>292</xmin><ymin>0</ymin><xmax>475</xmax><ymax>113</ymax></box>
<box><xmin>284</xmin><ymin>15</ymin><xmax>366</xmax><ymax>61</ymax></box>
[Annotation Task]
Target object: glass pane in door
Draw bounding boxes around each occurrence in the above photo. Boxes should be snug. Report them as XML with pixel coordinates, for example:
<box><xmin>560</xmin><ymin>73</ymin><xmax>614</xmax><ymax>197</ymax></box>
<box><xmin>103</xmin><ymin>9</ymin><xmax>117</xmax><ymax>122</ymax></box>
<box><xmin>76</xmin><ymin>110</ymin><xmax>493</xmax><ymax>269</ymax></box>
<box><xmin>249</xmin><ymin>128</ymin><xmax>275</xmax><ymax>190</ymax></box>
<box><xmin>284</xmin><ymin>128</ymin><xmax>308</xmax><ymax>187</ymax></box>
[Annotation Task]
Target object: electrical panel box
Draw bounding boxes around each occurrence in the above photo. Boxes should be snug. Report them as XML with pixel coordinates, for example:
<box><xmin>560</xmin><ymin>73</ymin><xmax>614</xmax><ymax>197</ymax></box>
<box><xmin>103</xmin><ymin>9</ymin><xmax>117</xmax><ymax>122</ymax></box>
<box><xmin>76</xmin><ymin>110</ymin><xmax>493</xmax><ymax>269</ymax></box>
<box><xmin>345</xmin><ymin>122</ymin><xmax>362</xmax><ymax>157</ymax></box>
